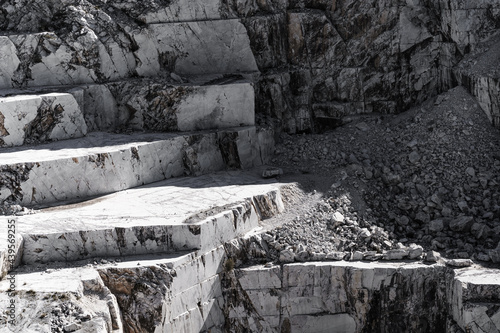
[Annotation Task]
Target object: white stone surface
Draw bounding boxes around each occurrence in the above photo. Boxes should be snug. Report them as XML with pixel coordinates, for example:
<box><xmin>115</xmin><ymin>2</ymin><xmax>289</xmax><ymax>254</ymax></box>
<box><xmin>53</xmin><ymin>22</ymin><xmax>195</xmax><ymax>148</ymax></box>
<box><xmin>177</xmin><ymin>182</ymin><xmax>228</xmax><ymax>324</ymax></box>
<box><xmin>8</xmin><ymin>170</ymin><xmax>284</xmax><ymax>263</ymax></box>
<box><xmin>90</xmin><ymin>79</ymin><xmax>255</xmax><ymax>132</ymax></box>
<box><xmin>96</xmin><ymin>248</ymin><xmax>227</xmax><ymax>332</ymax></box>
<box><xmin>175</xmin><ymin>83</ymin><xmax>255</xmax><ymax>131</ymax></box>
<box><xmin>238</xmin><ymin>265</ymin><xmax>282</xmax><ymax>290</ymax></box>
<box><xmin>230</xmin><ymin>261</ymin><xmax>460</xmax><ymax>332</ymax></box>
<box><xmin>0</xmin><ymin>231</ymin><xmax>23</xmax><ymax>280</ymax></box>
<box><xmin>151</xmin><ymin>20</ymin><xmax>258</xmax><ymax>75</ymax></box>
<box><xmin>0</xmin><ymin>267</ymin><xmax>120</xmax><ymax>333</ymax></box>
<box><xmin>0</xmin><ymin>127</ymin><xmax>271</xmax><ymax>206</ymax></box>
<box><xmin>450</xmin><ymin>269</ymin><xmax>500</xmax><ymax>332</ymax></box>
<box><xmin>0</xmin><ymin>36</ymin><xmax>20</xmax><ymax>90</ymax></box>
<box><xmin>0</xmin><ymin>21</ymin><xmax>257</xmax><ymax>90</ymax></box>
<box><xmin>0</xmin><ymin>93</ymin><xmax>87</xmax><ymax>147</ymax></box>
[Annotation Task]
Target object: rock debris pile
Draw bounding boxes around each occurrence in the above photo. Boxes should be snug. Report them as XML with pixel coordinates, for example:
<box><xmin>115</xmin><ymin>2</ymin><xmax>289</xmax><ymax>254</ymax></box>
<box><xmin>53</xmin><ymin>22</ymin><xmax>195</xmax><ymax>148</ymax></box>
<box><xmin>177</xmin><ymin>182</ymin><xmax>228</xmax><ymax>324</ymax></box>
<box><xmin>251</xmin><ymin>87</ymin><xmax>500</xmax><ymax>264</ymax></box>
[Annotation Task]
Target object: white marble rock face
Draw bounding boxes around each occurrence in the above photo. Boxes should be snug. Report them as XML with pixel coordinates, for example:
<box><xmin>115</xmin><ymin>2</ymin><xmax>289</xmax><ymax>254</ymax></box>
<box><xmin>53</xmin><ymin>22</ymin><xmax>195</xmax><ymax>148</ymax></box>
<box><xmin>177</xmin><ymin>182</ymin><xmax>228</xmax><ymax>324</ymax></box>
<box><xmin>0</xmin><ymin>92</ymin><xmax>87</xmax><ymax>147</ymax></box>
<box><xmin>0</xmin><ymin>21</ymin><xmax>258</xmax><ymax>89</ymax></box>
<box><xmin>85</xmin><ymin>79</ymin><xmax>255</xmax><ymax>132</ymax></box>
<box><xmin>151</xmin><ymin>20</ymin><xmax>259</xmax><ymax>75</ymax></box>
<box><xmin>0</xmin><ymin>126</ymin><xmax>272</xmax><ymax>206</ymax></box>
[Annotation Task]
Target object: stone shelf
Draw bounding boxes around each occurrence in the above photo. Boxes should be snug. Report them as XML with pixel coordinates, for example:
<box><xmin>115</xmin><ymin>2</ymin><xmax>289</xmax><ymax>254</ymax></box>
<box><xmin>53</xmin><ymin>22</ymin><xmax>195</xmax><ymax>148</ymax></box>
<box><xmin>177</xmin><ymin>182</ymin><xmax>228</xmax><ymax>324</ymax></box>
<box><xmin>0</xmin><ymin>127</ymin><xmax>272</xmax><ymax>207</ymax></box>
<box><xmin>0</xmin><ymin>170</ymin><xmax>284</xmax><ymax>269</ymax></box>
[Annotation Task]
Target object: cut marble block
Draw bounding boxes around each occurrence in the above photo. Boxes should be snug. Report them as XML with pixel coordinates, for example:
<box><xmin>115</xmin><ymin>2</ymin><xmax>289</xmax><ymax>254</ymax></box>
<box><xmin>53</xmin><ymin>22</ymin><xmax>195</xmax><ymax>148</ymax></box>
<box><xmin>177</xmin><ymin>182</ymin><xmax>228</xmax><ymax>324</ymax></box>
<box><xmin>450</xmin><ymin>269</ymin><xmax>500</xmax><ymax>332</ymax></box>
<box><xmin>82</xmin><ymin>78</ymin><xmax>255</xmax><ymax>132</ymax></box>
<box><xmin>151</xmin><ymin>20</ymin><xmax>258</xmax><ymax>75</ymax></box>
<box><xmin>0</xmin><ymin>92</ymin><xmax>87</xmax><ymax>147</ymax></box>
<box><xmin>7</xmin><ymin>170</ymin><xmax>284</xmax><ymax>264</ymax></box>
<box><xmin>0</xmin><ymin>32</ymin><xmax>115</xmax><ymax>89</ymax></box>
<box><xmin>0</xmin><ymin>127</ymin><xmax>273</xmax><ymax>206</ymax></box>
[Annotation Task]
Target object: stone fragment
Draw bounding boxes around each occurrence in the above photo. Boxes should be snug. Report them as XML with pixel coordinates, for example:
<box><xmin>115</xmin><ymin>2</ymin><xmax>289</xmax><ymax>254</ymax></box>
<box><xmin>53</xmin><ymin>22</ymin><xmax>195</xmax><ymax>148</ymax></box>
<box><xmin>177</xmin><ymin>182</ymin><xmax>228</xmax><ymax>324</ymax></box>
<box><xmin>466</xmin><ymin>167</ymin><xmax>476</xmax><ymax>177</ymax></box>
<box><xmin>64</xmin><ymin>323</ymin><xmax>82</xmax><ymax>332</ymax></box>
<box><xmin>449</xmin><ymin>216</ymin><xmax>474</xmax><ymax>232</ymax></box>
<box><xmin>397</xmin><ymin>216</ymin><xmax>410</xmax><ymax>226</ymax></box>
<box><xmin>383</xmin><ymin>249</ymin><xmax>408</xmax><ymax>260</ymax></box>
<box><xmin>408</xmin><ymin>244</ymin><xmax>424</xmax><ymax>260</ymax></box>
<box><xmin>325</xmin><ymin>252</ymin><xmax>345</xmax><ymax>261</ymax></box>
<box><xmin>425</xmin><ymin>251</ymin><xmax>440</xmax><ymax>263</ymax></box>
<box><xmin>446</xmin><ymin>259</ymin><xmax>473</xmax><ymax>268</ymax></box>
<box><xmin>489</xmin><ymin>242</ymin><xmax>500</xmax><ymax>263</ymax></box>
<box><xmin>295</xmin><ymin>251</ymin><xmax>310</xmax><ymax>262</ymax></box>
<box><xmin>363</xmin><ymin>251</ymin><xmax>382</xmax><ymax>261</ymax></box>
<box><xmin>408</xmin><ymin>151</ymin><xmax>420</xmax><ymax>164</ymax></box>
<box><xmin>351</xmin><ymin>251</ymin><xmax>363</xmax><ymax>261</ymax></box>
<box><xmin>280</xmin><ymin>249</ymin><xmax>295</xmax><ymax>263</ymax></box>
<box><xmin>359</xmin><ymin>228</ymin><xmax>371</xmax><ymax>238</ymax></box>
<box><xmin>355</xmin><ymin>122</ymin><xmax>370</xmax><ymax>131</ymax></box>
<box><xmin>331</xmin><ymin>212</ymin><xmax>344</xmax><ymax>223</ymax></box>
<box><xmin>429</xmin><ymin>219</ymin><xmax>444</xmax><ymax>232</ymax></box>
<box><xmin>262</xmin><ymin>167</ymin><xmax>283</xmax><ymax>178</ymax></box>
<box><xmin>415</xmin><ymin>211</ymin><xmax>430</xmax><ymax>223</ymax></box>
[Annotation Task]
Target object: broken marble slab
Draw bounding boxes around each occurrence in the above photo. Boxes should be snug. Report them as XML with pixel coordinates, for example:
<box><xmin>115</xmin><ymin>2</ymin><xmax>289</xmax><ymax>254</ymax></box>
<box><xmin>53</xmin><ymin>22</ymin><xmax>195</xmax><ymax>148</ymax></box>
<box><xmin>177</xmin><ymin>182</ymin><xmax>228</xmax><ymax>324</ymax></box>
<box><xmin>0</xmin><ymin>266</ymin><xmax>121</xmax><ymax>333</ymax></box>
<box><xmin>0</xmin><ymin>92</ymin><xmax>87</xmax><ymax>147</ymax></box>
<box><xmin>82</xmin><ymin>78</ymin><xmax>255</xmax><ymax>132</ymax></box>
<box><xmin>7</xmin><ymin>170</ymin><xmax>284</xmax><ymax>264</ymax></box>
<box><xmin>0</xmin><ymin>126</ymin><xmax>273</xmax><ymax>206</ymax></box>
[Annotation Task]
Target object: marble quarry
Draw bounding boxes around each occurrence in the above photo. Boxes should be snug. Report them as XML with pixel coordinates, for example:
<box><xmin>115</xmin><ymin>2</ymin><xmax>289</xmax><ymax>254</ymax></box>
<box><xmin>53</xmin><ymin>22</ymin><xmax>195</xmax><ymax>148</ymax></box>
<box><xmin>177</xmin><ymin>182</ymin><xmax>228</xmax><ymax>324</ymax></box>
<box><xmin>0</xmin><ymin>0</ymin><xmax>499</xmax><ymax>332</ymax></box>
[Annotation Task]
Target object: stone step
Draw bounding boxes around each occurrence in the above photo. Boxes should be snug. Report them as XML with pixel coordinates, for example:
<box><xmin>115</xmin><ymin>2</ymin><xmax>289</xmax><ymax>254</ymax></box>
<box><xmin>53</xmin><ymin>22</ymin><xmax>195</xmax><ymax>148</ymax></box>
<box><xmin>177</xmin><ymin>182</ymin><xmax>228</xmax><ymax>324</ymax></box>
<box><xmin>0</xmin><ymin>169</ymin><xmax>283</xmax><ymax>273</ymax></box>
<box><xmin>0</xmin><ymin>91</ymin><xmax>87</xmax><ymax>147</ymax></box>
<box><xmin>0</xmin><ymin>76</ymin><xmax>255</xmax><ymax>136</ymax></box>
<box><xmin>81</xmin><ymin>76</ymin><xmax>255</xmax><ymax>133</ymax></box>
<box><xmin>0</xmin><ymin>127</ymin><xmax>274</xmax><ymax>207</ymax></box>
<box><xmin>0</xmin><ymin>19</ymin><xmax>258</xmax><ymax>89</ymax></box>
<box><xmin>0</xmin><ymin>246</ymin><xmax>232</xmax><ymax>332</ymax></box>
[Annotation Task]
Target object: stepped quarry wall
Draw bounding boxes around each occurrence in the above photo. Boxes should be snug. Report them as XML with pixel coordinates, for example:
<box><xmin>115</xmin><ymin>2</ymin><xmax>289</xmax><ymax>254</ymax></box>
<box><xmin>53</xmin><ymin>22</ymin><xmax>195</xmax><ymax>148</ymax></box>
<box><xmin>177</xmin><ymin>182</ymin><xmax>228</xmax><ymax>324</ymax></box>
<box><xmin>1</xmin><ymin>0</ymin><xmax>500</xmax><ymax>134</ymax></box>
<box><xmin>1</xmin><ymin>0</ymin><xmax>500</xmax><ymax>333</ymax></box>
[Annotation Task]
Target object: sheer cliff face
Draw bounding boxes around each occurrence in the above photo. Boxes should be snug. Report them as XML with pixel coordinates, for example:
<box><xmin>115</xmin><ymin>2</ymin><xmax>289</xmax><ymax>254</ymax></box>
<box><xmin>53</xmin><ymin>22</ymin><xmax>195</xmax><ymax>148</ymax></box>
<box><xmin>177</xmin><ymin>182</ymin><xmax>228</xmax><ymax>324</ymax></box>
<box><xmin>1</xmin><ymin>0</ymin><xmax>499</xmax><ymax>133</ymax></box>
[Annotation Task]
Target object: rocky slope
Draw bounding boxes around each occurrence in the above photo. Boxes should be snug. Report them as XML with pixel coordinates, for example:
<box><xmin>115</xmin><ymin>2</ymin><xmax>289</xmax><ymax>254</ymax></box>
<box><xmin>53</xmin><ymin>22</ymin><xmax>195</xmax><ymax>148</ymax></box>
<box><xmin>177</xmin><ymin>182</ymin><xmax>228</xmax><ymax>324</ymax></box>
<box><xmin>230</xmin><ymin>86</ymin><xmax>500</xmax><ymax>265</ymax></box>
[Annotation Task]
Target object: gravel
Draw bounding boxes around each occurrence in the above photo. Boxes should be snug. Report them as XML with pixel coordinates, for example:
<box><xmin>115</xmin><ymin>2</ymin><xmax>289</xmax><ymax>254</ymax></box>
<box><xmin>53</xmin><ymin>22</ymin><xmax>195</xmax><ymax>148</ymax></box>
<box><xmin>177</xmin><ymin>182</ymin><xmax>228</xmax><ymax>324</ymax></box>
<box><xmin>261</xmin><ymin>86</ymin><xmax>500</xmax><ymax>264</ymax></box>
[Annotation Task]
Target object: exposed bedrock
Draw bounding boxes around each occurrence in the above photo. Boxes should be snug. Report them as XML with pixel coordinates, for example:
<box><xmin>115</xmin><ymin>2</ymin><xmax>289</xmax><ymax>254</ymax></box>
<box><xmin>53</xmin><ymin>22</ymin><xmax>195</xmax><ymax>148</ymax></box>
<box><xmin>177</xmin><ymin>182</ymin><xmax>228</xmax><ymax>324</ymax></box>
<box><xmin>1</xmin><ymin>0</ymin><xmax>500</xmax><ymax>133</ymax></box>
<box><xmin>223</xmin><ymin>261</ymin><xmax>500</xmax><ymax>333</ymax></box>
<box><xmin>0</xmin><ymin>127</ymin><xmax>273</xmax><ymax>207</ymax></box>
